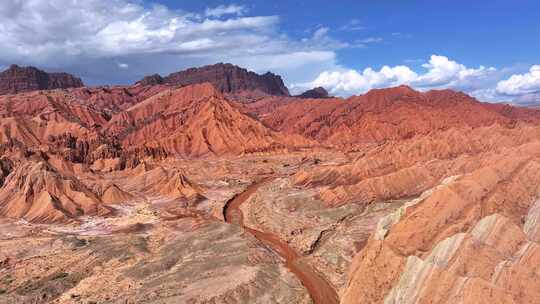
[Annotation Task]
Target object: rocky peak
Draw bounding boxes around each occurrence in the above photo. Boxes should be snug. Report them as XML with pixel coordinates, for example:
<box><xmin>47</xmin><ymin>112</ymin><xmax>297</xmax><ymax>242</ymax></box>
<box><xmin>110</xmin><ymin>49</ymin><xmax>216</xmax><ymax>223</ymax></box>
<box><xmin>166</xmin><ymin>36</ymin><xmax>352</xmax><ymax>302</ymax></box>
<box><xmin>363</xmin><ymin>85</ymin><xmax>420</xmax><ymax>100</ymax></box>
<box><xmin>135</xmin><ymin>74</ymin><xmax>165</xmax><ymax>86</ymax></box>
<box><xmin>296</xmin><ymin>87</ymin><xmax>331</xmax><ymax>99</ymax></box>
<box><xmin>0</xmin><ymin>64</ymin><xmax>84</xmax><ymax>95</ymax></box>
<box><xmin>136</xmin><ymin>63</ymin><xmax>290</xmax><ymax>96</ymax></box>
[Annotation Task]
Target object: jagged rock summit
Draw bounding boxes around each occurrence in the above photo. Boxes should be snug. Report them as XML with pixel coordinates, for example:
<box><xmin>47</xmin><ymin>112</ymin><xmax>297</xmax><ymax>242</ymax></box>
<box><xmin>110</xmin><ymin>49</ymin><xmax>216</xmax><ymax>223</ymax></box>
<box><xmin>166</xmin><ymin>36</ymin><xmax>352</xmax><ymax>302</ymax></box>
<box><xmin>0</xmin><ymin>64</ymin><xmax>84</xmax><ymax>95</ymax></box>
<box><xmin>296</xmin><ymin>87</ymin><xmax>331</xmax><ymax>99</ymax></box>
<box><xmin>136</xmin><ymin>74</ymin><xmax>165</xmax><ymax>87</ymax></box>
<box><xmin>136</xmin><ymin>63</ymin><xmax>290</xmax><ymax>96</ymax></box>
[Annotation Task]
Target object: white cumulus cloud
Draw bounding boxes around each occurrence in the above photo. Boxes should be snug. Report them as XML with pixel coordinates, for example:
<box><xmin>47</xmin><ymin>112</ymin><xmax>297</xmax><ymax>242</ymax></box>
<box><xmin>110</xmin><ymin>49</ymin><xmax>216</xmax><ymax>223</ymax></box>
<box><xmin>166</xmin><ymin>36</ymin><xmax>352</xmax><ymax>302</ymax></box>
<box><xmin>299</xmin><ymin>65</ymin><xmax>417</xmax><ymax>95</ymax></box>
<box><xmin>412</xmin><ymin>55</ymin><xmax>497</xmax><ymax>89</ymax></box>
<box><xmin>496</xmin><ymin>65</ymin><xmax>540</xmax><ymax>96</ymax></box>
<box><xmin>295</xmin><ymin>55</ymin><xmax>499</xmax><ymax>97</ymax></box>
<box><xmin>0</xmin><ymin>0</ymin><xmax>345</xmax><ymax>85</ymax></box>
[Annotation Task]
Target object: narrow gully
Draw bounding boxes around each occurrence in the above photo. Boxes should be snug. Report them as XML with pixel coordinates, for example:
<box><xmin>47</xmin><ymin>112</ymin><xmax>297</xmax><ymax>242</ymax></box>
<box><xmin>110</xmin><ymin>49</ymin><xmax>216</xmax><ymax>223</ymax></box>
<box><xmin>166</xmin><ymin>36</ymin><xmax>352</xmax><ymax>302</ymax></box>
<box><xmin>223</xmin><ymin>177</ymin><xmax>339</xmax><ymax>304</ymax></box>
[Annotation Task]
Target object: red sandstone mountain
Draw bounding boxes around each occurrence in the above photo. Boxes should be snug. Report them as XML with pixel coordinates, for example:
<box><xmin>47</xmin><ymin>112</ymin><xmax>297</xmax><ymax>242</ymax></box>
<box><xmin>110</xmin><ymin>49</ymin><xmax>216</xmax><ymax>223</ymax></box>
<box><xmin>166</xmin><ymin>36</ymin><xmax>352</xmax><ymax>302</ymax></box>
<box><xmin>135</xmin><ymin>63</ymin><xmax>290</xmax><ymax>97</ymax></box>
<box><xmin>0</xmin><ymin>90</ymin><xmax>107</xmax><ymax>126</ymax></box>
<box><xmin>294</xmin><ymin>123</ymin><xmax>540</xmax><ymax>206</ymax></box>
<box><xmin>68</xmin><ymin>85</ymin><xmax>168</xmax><ymax>113</ymax></box>
<box><xmin>1</xmin><ymin>78</ymin><xmax>539</xmax><ymax>167</ymax></box>
<box><xmin>107</xmin><ymin>83</ymin><xmax>311</xmax><ymax>157</ymax></box>
<box><xmin>283</xmin><ymin>120</ymin><xmax>540</xmax><ymax>303</ymax></box>
<box><xmin>244</xmin><ymin>85</ymin><xmax>540</xmax><ymax>147</ymax></box>
<box><xmin>0</xmin><ymin>90</ymin><xmax>108</xmax><ymax>151</ymax></box>
<box><xmin>0</xmin><ymin>64</ymin><xmax>83</xmax><ymax>95</ymax></box>
<box><xmin>135</xmin><ymin>74</ymin><xmax>165</xmax><ymax>86</ymax></box>
<box><xmin>341</xmin><ymin>137</ymin><xmax>540</xmax><ymax>303</ymax></box>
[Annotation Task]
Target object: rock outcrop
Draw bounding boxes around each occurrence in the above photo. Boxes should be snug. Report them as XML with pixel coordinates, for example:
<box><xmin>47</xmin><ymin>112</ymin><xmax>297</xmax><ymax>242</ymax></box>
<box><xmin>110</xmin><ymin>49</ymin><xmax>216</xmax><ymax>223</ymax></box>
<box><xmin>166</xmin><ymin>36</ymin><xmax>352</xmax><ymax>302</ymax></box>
<box><xmin>0</xmin><ymin>64</ymin><xmax>83</xmax><ymax>95</ymax></box>
<box><xmin>0</xmin><ymin>161</ymin><xmax>111</xmax><ymax>223</ymax></box>
<box><xmin>135</xmin><ymin>74</ymin><xmax>165</xmax><ymax>86</ymax></box>
<box><xmin>136</xmin><ymin>63</ymin><xmax>290</xmax><ymax>96</ymax></box>
<box><xmin>124</xmin><ymin>166</ymin><xmax>206</xmax><ymax>204</ymax></box>
<box><xmin>341</xmin><ymin>141</ymin><xmax>540</xmax><ymax>304</ymax></box>
<box><xmin>296</xmin><ymin>87</ymin><xmax>331</xmax><ymax>99</ymax></box>
<box><xmin>92</xmin><ymin>183</ymin><xmax>134</xmax><ymax>204</ymax></box>
<box><xmin>293</xmin><ymin>124</ymin><xmax>540</xmax><ymax>206</ymax></box>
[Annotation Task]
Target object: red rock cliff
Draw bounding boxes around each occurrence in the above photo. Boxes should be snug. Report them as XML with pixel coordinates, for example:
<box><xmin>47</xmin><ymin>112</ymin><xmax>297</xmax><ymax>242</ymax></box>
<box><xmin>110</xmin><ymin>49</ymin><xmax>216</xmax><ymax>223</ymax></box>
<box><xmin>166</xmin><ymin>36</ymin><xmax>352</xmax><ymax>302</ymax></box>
<box><xmin>0</xmin><ymin>64</ymin><xmax>84</xmax><ymax>95</ymax></box>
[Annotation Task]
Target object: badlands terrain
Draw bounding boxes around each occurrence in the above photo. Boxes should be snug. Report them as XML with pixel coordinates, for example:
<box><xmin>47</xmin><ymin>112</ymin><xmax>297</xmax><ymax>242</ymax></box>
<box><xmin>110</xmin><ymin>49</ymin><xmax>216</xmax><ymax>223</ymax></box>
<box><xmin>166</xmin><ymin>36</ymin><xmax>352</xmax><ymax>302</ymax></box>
<box><xmin>1</xmin><ymin>63</ymin><xmax>540</xmax><ymax>304</ymax></box>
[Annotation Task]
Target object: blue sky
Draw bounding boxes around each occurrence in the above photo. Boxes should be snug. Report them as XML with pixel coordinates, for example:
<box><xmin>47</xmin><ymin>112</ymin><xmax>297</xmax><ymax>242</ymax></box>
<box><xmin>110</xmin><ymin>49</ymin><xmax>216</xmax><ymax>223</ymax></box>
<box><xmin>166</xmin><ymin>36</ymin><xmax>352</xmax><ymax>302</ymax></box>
<box><xmin>1</xmin><ymin>0</ymin><xmax>539</xmax><ymax>103</ymax></box>
<box><xmin>167</xmin><ymin>0</ymin><xmax>539</xmax><ymax>69</ymax></box>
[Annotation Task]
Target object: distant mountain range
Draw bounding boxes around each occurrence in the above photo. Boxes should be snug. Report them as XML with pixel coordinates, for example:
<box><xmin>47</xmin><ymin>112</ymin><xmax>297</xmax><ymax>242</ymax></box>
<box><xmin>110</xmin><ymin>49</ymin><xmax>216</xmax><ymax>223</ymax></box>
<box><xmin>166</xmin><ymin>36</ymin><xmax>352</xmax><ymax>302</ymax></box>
<box><xmin>0</xmin><ymin>63</ymin><xmax>336</xmax><ymax>100</ymax></box>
